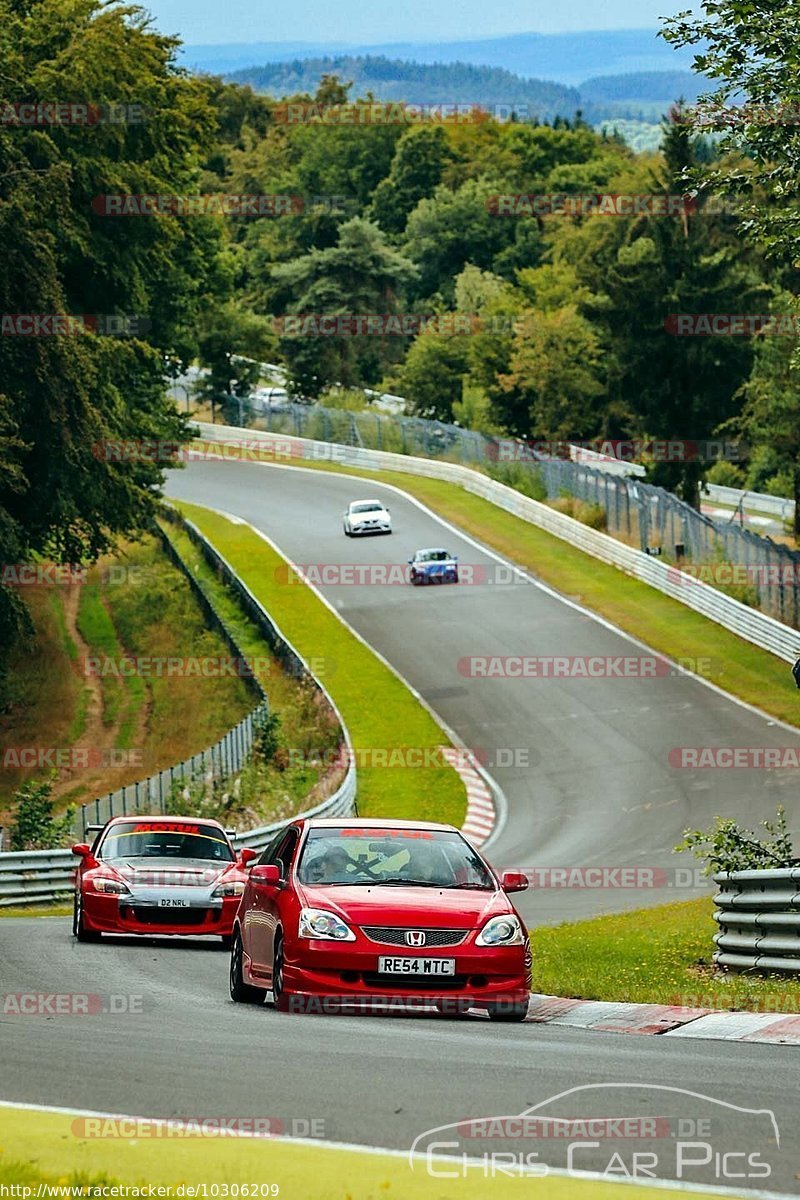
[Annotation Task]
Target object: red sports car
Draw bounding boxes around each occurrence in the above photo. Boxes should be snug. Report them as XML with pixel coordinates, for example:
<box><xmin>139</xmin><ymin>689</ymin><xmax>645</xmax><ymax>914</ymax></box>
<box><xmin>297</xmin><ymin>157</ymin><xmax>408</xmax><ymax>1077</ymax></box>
<box><xmin>72</xmin><ymin>815</ymin><xmax>257</xmax><ymax>944</ymax></box>
<box><xmin>229</xmin><ymin>817</ymin><xmax>532</xmax><ymax>1020</ymax></box>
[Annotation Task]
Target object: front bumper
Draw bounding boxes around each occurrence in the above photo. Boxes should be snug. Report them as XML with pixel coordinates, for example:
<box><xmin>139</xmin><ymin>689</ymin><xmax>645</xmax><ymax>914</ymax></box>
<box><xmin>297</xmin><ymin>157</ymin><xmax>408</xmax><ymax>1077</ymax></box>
<box><xmin>350</xmin><ymin>523</ymin><xmax>391</xmax><ymax>535</ymax></box>
<box><xmin>81</xmin><ymin>890</ymin><xmax>240</xmax><ymax>937</ymax></box>
<box><xmin>281</xmin><ymin>940</ymin><xmax>531</xmax><ymax>1010</ymax></box>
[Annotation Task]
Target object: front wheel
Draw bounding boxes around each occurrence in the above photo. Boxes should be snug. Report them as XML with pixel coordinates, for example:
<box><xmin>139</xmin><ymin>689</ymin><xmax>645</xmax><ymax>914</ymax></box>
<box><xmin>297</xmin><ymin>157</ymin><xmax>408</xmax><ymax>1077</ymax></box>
<box><xmin>272</xmin><ymin>934</ymin><xmax>290</xmax><ymax>1011</ymax></box>
<box><xmin>73</xmin><ymin>892</ymin><xmax>101</xmax><ymax>943</ymax></box>
<box><xmin>229</xmin><ymin>930</ymin><xmax>266</xmax><ymax>1004</ymax></box>
<box><xmin>486</xmin><ymin>999</ymin><xmax>529</xmax><ymax>1023</ymax></box>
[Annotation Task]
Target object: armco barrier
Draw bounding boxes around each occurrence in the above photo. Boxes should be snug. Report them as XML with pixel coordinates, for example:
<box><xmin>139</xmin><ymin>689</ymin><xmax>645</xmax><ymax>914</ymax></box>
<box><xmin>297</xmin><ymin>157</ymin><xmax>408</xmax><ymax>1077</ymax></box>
<box><xmin>193</xmin><ymin>422</ymin><xmax>800</xmax><ymax>664</ymax></box>
<box><xmin>714</xmin><ymin>868</ymin><xmax>800</xmax><ymax>973</ymax></box>
<box><xmin>0</xmin><ymin>513</ymin><xmax>356</xmax><ymax>905</ymax></box>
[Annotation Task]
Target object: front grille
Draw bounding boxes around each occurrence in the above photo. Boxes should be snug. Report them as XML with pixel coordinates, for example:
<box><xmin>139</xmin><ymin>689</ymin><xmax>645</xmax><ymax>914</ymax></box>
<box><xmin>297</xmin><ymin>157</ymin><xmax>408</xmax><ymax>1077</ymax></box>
<box><xmin>123</xmin><ymin>906</ymin><xmax>214</xmax><ymax>926</ymax></box>
<box><xmin>360</xmin><ymin>926</ymin><xmax>468</xmax><ymax>947</ymax></box>
<box><xmin>361</xmin><ymin>973</ymin><xmax>468</xmax><ymax>991</ymax></box>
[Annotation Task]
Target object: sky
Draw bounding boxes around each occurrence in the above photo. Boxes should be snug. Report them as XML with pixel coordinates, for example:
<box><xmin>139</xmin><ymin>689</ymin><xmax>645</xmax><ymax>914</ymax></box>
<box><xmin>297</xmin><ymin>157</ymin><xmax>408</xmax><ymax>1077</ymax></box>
<box><xmin>143</xmin><ymin>0</ymin><xmax>681</xmax><ymax>48</ymax></box>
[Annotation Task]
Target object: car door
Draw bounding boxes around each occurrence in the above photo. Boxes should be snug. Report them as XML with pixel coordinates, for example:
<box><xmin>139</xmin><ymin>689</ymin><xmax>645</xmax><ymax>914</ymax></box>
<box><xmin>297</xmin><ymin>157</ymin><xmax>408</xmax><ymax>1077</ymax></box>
<box><xmin>248</xmin><ymin>828</ymin><xmax>300</xmax><ymax>979</ymax></box>
<box><xmin>262</xmin><ymin>828</ymin><xmax>300</xmax><ymax>983</ymax></box>
<box><xmin>243</xmin><ymin>831</ymin><xmax>284</xmax><ymax>975</ymax></box>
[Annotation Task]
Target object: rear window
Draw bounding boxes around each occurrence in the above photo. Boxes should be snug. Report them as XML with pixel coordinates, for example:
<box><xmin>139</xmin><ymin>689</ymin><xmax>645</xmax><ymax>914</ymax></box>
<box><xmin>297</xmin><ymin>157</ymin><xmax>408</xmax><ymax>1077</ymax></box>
<box><xmin>98</xmin><ymin>821</ymin><xmax>234</xmax><ymax>862</ymax></box>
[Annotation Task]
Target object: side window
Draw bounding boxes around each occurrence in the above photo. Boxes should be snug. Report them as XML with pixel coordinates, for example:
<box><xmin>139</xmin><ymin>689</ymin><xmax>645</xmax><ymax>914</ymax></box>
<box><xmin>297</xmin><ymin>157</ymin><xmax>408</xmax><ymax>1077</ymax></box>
<box><xmin>258</xmin><ymin>831</ymin><xmax>286</xmax><ymax>867</ymax></box>
<box><xmin>274</xmin><ymin>830</ymin><xmax>299</xmax><ymax>879</ymax></box>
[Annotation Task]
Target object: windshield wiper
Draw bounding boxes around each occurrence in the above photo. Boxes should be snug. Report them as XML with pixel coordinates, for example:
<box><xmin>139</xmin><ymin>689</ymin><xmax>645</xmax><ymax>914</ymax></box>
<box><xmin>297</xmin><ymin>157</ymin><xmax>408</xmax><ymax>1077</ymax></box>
<box><xmin>374</xmin><ymin>877</ymin><xmax>454</xmax><ymax>887</ymax></box>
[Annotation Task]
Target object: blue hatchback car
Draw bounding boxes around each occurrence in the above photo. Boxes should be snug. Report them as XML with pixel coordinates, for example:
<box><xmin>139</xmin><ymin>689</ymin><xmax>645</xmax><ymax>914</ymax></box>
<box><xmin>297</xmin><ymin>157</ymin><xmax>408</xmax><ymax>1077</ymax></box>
<box><xmin>408</xmin><ymin>548</ymin><xmax>459</xmax><ymax>586</ymax></box>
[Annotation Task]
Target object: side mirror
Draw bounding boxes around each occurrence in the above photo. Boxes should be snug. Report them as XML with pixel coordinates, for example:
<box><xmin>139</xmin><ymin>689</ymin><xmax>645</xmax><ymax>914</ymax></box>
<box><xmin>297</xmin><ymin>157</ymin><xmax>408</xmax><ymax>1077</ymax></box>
<box><xmin>501</xmin><ymin>870</ymin><xmax>529</xmax><ymax>893</ymax></box>
<box><xmin>452</xmin><ymin>555</ymin><xmax>458</xmax><ymax>562</ymax></box>
<box><xmin>251</xmin><ymin>864</ymin><xmax>281</xmax><ymax>888</ymax></box>
<box><xmin>407</xmin><ymin>559</ymin><xmax>414</xmax><ymax>565</ymax></box>
<box><xmin>72</xmin><ymin>843</ymin><xmax>92</xmax><ymax>857</ymax></box>
<box><xmin>239</xmin><ymin>847</ymin><xmax>257</xmax><ymax>868</ymax></box>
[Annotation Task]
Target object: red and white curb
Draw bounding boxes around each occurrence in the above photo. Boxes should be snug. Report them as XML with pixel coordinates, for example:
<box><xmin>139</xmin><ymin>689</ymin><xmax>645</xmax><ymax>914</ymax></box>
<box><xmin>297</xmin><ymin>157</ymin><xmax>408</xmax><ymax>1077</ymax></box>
<box><xmin>527</xmin><ymin>993</ymin><xmax>800</xmax><ymax>1043</ymax></box>
<box><xmin>440</xmin><ymin>747</ymin><xmax>496</xmax><ymax>846</ymax></box>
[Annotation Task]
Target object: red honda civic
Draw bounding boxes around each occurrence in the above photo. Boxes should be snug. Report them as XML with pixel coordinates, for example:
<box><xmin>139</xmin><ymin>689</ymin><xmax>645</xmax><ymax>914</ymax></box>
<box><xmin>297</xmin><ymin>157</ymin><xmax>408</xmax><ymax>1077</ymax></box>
<box><xmin>229</xmin><ymin>817</ymin><xmax>532</xmax><ymax>1020</ymax></box>
<box><xmin>72</xmin><ymin>815</ymin><xmax>256</xmax><ymax>943</ymax></box>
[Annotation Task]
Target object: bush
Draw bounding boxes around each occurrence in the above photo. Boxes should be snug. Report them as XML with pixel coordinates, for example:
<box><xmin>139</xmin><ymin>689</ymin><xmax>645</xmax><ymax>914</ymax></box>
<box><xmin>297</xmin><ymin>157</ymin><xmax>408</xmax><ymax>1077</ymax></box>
<box><xmin>675</xmin><ymin>805</ymin><xmax>794</xmax><ymax>875</ymax></box>
<box><xmin>9</xmin><ymin>777</ymin><xmax>75</xmax><ymax>850</ymax></box>
<box><xmin>705</xmin><ymin>461</ymin><xmax>746</xmax><ymax>488</ymax></box>
<box><xmin>487</xmin><ymin>461</ymin><xmax>548</xmax><ymax>502</ymax></box>
<box><xmin>550</xmin><ymin>495</ymin><xmax>608</xmax><ymax>531</ymax></box>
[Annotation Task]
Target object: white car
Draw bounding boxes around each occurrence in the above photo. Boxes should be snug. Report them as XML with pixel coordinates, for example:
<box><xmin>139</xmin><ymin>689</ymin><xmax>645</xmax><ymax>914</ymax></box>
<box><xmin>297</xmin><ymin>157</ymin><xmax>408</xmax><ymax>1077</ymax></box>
<box><xmin>343</xmin><ymin>499</ymin><xmax>392</xmax><ymax>536</ymax></box>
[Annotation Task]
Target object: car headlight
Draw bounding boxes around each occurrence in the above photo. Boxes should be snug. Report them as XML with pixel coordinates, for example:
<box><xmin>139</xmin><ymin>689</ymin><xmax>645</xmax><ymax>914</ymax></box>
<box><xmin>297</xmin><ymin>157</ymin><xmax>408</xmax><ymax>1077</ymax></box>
<box><xmin>298</xmin><ymin>907</ymin><xmax>355</xmax><ymax>942</ymax></box>
<box><xmin>92</xmin><ymin>877</ymin><xmax>131</xmax><ymax>895</ymax></box>
<box><xmin>212</xmin><ymin>880</ymin><xmax>246</xmax><ymax>898</ymax></box>
<box><xmin>476</xmin><ymin>915</ymin><xmax>525</xmax><ymax>946</ymax></box>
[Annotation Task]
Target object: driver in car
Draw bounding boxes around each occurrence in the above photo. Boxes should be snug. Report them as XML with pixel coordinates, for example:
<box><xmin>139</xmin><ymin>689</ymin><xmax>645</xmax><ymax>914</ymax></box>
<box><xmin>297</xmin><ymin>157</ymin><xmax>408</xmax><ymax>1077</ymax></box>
<box><xmin>306</xmin><ymin>844</ymin><xmax>352</xmax><ymax>884</ymax></box>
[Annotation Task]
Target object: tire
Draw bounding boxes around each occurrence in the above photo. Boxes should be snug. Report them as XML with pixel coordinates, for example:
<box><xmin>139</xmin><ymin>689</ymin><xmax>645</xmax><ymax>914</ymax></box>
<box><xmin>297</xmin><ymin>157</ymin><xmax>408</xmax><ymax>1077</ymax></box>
<box><xmin>272</xmin><ymin>933</ymin><xmax>291</xmax><ymax>1011</ymax></box>
<box><xmin>452</xmin><ymin>571</ymin><xmax>459</xmax><ymax>584</ymax></box>
<box><xmin>486</xmin><ymin>999</ymin><xmax>529</xmax><ymax>1023</ymax></box>
<box><xmin>73</xmin><ymin>891</ymin><xmax>101</xmax><ymax>943</ymax></box>
<box><xmin>343</xmin><ymin>526</ymin><xmax>351</xmax><ymax>537</ymax></box>
<box><xmin>220</xmin><ymin>933</ymin><xmax>233</xmax><ymax>950</ymax></box>
<box><xmin>229</xmin><ymin>930</ymin><xmax>266</xmax><ymax>1004</ymax></box>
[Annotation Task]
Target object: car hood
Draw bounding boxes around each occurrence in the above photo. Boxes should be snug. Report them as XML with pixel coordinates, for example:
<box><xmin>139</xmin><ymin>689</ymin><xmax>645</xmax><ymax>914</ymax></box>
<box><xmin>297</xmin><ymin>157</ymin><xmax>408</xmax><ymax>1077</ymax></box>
<box><xmin>296</xmin><ymin>884</ymin><xmax>510</xmax><ymax>927</ymax></box>
<box><xmin>102</xmin><ymin>857</ymin><xmax>236</xmax><ymax>887</ymax></box>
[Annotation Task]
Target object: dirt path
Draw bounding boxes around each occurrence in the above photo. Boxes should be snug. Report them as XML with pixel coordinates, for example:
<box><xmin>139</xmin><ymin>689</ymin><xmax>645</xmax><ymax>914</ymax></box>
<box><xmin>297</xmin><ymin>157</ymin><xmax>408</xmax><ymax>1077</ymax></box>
<box><xmin>52</xmin><ymin>581</ymin><xmax>151</xmax><ymax>805</ymax></box>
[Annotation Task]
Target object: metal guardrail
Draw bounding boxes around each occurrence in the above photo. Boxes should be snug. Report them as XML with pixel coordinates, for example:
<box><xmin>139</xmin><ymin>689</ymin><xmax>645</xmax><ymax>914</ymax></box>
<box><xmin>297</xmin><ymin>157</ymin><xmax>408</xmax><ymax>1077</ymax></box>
<box><xmin>193</xmin><ymin>422</ymin><xmax>800</xmax><ymax>665</ymax></box>
<box><xmin>704</xmin><ymin>484</ymin><xmax>794</xmax><ymax>522</ymax></box>
<box><xmin>0</xmin><ymin>513</ymin><xmax>356</xmax><ymax>906</ymax></box>
<box><xmin>714</xmin><ymin>868</ymin><xmax>800</xmax><ymax>973</ymax></box>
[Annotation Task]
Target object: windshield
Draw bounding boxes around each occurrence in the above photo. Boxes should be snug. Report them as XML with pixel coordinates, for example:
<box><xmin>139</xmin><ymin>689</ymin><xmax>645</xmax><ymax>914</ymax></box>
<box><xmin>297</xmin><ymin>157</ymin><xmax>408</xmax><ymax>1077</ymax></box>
<box><xmin>419</xmin><ymin>550</ymin><xmax>450</xmax><ymax>562</ymax></box>
<box><xmin>99</xmin><ymin>821</ymin><xmax>235</xmax><ymax>862</ymax></box>
<box><xmin>297</xmin><ymin>827</ymin><xmax>494</xmax><ymax>888</ymax></box>
<box><xmin>352</xmin><ymin>502</ymin><xmax>383</xmax><ymax>513</ymax></box>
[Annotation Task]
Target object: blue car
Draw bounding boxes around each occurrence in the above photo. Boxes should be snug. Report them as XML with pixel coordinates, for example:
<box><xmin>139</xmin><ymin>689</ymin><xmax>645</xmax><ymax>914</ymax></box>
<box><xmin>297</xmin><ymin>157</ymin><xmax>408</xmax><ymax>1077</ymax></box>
<box><xmin>408</xmin><ymin>547</ymin><xmax>459</xmax><ymax>586</ymax></box>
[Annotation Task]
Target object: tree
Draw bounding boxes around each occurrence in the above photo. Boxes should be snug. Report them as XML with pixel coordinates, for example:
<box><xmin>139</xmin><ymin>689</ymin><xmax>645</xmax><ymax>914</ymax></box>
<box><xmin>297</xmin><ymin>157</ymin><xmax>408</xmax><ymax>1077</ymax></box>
<box><xmin>499</xmin><ymin>307</ymin><xmax>605</xmax><ymax>441</ymax></box>
<box><xmin>393</xmin><ymin>334</ymin><xmax>469</xmax><ymax>421</ymax></box>
<box><xmin>662</xmin><ymin>0</ymin><xmax>800</xmax><ymax>264</ymax></box>
<box><xmin>403</xmin><ymin>177</ymin><xmax>517</xmax><ymax>302</ymax></box>
<box><xmin>733</xmin><ymin>294</ymin><xmax>800</xmax><ymax>535</ymax></box>
<box><xmin>368</xmin><ymin>126</ymin><xmax>454</xmax><ymax>234</ymax></box>
<box><xmin>195</xmin><ymin>304</ymin><xmax>278</xmax><ymax>423</ymax></box>
<box><xmin>270</xmin><ymin>218</ymin><xmax>418</xmax><ymax>395</ymax></box>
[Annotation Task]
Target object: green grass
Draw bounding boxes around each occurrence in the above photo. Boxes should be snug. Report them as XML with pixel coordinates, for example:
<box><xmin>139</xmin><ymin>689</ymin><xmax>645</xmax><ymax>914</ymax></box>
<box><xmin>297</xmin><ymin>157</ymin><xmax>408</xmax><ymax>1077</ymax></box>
<box><xmin>0</xmin><ymin>902</ymin><xmax>72</xmax><ymax>918</ymax></box>
<box><xmin>533</xmin><ymin>898</ymin><xmax>800</xmax><ymax>1010</ymax></box>
<box><xmin>172</xmin><ymin>502</ymin><xmax>467</xmax><ymax>827</ymax></box>
<box><xmin>76</xmin><ymin>583</ymin><xmax>126</xmax><ymax>728</ymax></box>
<box><xmin>248</xmin><ymin>455</ymin><xmax>800</xmax><ymax>728</ymax></box>
<box><xmin>0</xmin><ymin>1107</ymin><xmax>729</xmax><ymax>1200</ymax></box>
<box><xmin>158</xmin><ymin>519</ymin><xmax>346</xmax><ymax>827</ymax></box>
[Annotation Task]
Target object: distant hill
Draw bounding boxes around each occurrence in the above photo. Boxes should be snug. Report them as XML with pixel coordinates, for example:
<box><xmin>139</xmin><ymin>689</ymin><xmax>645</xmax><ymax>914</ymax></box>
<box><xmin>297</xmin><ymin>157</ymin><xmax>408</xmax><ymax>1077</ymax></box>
<box><xmin>182</xmin><ymin>28</ymin><xmax>702</xmax><ymax>87</ymax></box>
<box><xmin>579</xmin><ymin>71</ymin><xmax>706</xmax><ymax>104</ymax></box>
<box><xmin>224</xmin><ymin>55</ymin><xmax>705</xmax><ymax>129</ymax></box>
<box><xmin>226</xmin><ymin>56</ymin><xmax>581</xmax><ymax>123</ymax></box>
